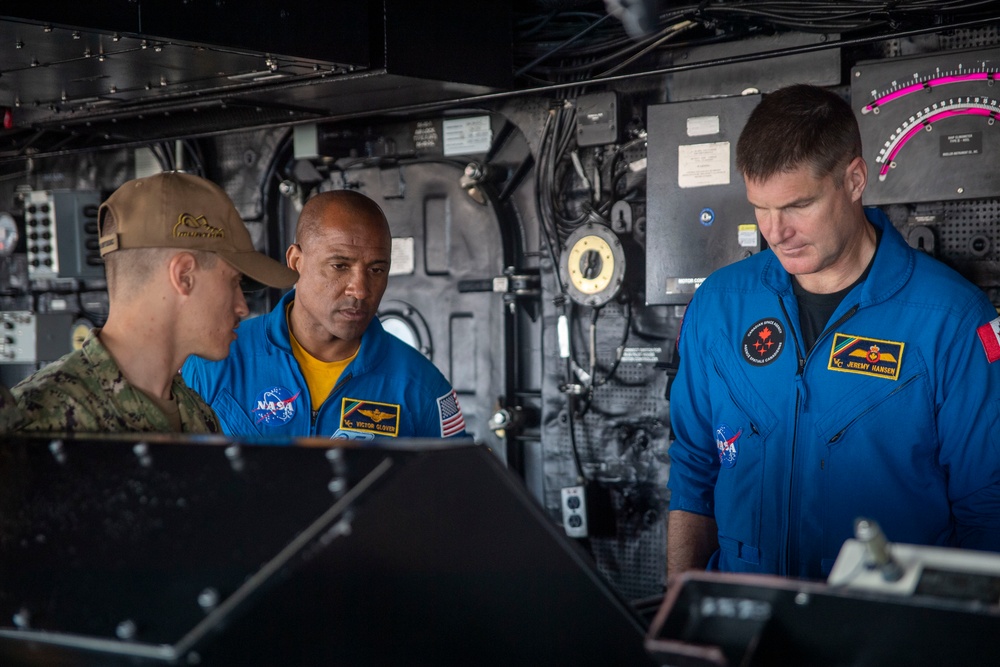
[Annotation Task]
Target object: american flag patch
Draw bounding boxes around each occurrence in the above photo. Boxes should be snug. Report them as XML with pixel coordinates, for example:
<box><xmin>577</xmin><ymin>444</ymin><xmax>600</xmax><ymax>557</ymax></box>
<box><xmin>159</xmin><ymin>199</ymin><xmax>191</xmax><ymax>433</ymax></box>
<box><xmin>437</xmin><ymin>390</ymin><xmax>466</xmax><ymax>437</ymax></box>
<box><xmin>977</xmin><ymin>316</ymin><xmax>1000</xmax><ymax>363</ymax></box>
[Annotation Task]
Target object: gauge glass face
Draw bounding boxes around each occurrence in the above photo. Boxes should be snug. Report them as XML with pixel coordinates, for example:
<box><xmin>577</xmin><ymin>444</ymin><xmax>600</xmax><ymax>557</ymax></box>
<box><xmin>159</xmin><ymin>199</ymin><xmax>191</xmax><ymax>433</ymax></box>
<box><xmin>380</xmin><ymin>315</ymin><xmax>420</xmax><ymax>350</ymax></box>
<box><xmin>567</xmin><ymin>235</ymin><xmax>615</xmax><ymax>295</ymax></box>
<box><xmin>71</xmin><ymin>321</ymin><xmax>93</xmax><ymax>351</ymax></box>
<box><xmin>0</xmin><ymin>212</ymin><xmax>18</xmax><ymax>256</ymax></box>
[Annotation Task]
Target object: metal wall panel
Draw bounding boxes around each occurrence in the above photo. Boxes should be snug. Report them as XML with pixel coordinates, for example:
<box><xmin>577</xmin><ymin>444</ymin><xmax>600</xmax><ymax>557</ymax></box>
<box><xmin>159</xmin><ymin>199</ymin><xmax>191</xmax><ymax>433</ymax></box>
<box><xmin>645</xmin><ymin>94</ymin><xmax>761</xmax><ymax>305</ymax></box>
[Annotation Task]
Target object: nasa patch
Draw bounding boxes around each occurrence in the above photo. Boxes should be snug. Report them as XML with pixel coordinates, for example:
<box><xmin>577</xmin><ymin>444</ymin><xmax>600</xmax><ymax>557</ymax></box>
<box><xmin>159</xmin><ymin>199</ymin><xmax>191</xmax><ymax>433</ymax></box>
<box><xmin>742</xmin><ymin>318</ymin><xmax>785</xmax><ymax>366</ymax></box>
<box><xmin>252</xmin><ymin>386</ymin><xmax>300</xmax><ymax>426</ymax></box>
<box><xmin>715</xmin><ymin>424</ymin><xmax>742</xmax><ymax>468</ymax></box>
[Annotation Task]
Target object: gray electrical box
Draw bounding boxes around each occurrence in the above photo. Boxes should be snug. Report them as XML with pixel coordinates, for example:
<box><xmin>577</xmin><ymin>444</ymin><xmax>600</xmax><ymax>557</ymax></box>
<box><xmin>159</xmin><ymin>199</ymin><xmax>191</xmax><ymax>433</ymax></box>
<box><xmin>645</xmin><ymin>94</ymin><xmax>761</xmax><ymax>305</ymax></box>
<box><xmin>0</xmin><ymin>311</ymin><xmax>75</xmax><ymax>364</ymax></box>
<box><xmin>25</xmin><ymin>190</ymin><xmax>103</xmax><ymax>280</ymax></box>
<box><xmin>576</xmin><ymin>92</ymin><xmax>620</xmax><ymax>147</ymax></box>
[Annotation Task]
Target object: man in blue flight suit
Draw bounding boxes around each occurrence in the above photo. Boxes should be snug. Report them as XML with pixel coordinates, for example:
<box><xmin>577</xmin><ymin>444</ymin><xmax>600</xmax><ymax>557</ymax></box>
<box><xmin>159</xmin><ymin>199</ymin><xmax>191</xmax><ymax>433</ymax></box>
<box><xmin>666</xmin><ymin>84</ymin><xmax>1000</xmax><ymax>580</ymax></box>
<box><xmin>183</xmin><ymin>190</ymin><xmax>466</xmax><ymax>441</ymax></box>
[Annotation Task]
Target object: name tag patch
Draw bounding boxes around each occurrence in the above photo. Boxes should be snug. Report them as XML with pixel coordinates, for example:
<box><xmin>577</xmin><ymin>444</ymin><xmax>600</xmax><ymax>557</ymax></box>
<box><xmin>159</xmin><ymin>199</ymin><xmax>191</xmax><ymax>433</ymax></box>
<box><xmin>341</xmin><ymin>398</ymin><xmax>400</xmax><ymax>436</ymax></box>
<box><xmin>828</xmin><ymin>333</ymin><xmax>904</xmax><ymax>380</ymax></box>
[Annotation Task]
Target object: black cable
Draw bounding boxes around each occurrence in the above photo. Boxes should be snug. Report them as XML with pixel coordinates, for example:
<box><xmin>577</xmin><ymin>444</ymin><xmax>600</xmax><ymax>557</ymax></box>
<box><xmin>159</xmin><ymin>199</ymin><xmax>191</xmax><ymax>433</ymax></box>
<box><xmin>514</xmin><ymin>0</ymin><xmax>999</xmax><ymax>82</ymax></box>
<box><xmin>533</xmin><ymin>104</ymin><xmax>591</xmax><ymax>483</ymax></box>
<box><xmin>597</xmin><ymin>21</ymin><xmax>699</xmax><ymax>77</ymax></box>
<box><xmin>571</xmin><ymin>292</ymin><xmax>635</xmax><ymax>419</ymax></box>
<box><xmin>597</xmin><ymin>294</ymin><xmax>633</xmax><ymax>387</ymax></box>
<box><xmin>515</xmin><ymin>13</ymin><xmax>616</xmax><ymax>78</ymax></box>
<box><xmin>535</xmin><ymin>108</ymin><xmax>564</xmax><ymax>276</ymax></box>
<box><xmin>565</xmin><ymin>378</ymin><xmax>588</xmax><ymax>483</ymax></box>
<box><xmin>518</xmin><ymin>10</ymin><xmax>560</xmax><ymax>40</ymax></box>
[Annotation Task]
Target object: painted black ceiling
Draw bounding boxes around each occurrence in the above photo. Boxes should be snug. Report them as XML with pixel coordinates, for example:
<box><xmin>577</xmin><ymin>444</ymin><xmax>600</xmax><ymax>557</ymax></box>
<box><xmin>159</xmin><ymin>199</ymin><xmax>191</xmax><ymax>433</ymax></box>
<box><xmin>0</xmin><ymin>1</ymin><xmax>512</xmax><ymax>161</ymax></box>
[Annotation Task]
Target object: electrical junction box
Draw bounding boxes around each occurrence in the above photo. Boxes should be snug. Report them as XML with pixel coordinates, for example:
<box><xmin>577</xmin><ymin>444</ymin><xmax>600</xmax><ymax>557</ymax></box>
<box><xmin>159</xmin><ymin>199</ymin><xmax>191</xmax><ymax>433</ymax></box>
<box><xmin>576</xmin><ymin>92</ymin><xmax>620</xmax><ymax>147</ymax></box>
<box><xmin>24</xmin><ymin>190</ymin><xmax>103</xmax><ymax>280</ymax></box>
<box><xmin>0</xmin><ymin>311</ymin><xmax>75</xmax><ymax>364</ymax></box>
<box><xmin>645</xmin><ymin>94</ymin><xmax>761</xmax><ymax>305</ymax></box>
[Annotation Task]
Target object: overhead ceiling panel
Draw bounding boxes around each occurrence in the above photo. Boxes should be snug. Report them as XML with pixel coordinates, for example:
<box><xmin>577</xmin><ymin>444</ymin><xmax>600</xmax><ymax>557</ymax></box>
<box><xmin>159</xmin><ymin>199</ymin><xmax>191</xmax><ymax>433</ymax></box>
<box><xmin>0</xmin><ymin>1</ymin><xmax>512</xmax><ymax>161</ymax></box>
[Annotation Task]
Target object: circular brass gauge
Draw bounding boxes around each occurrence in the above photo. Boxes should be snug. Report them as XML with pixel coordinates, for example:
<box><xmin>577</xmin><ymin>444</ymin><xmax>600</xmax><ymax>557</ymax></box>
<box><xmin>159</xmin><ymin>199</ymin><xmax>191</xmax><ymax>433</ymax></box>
<box><xmin>70</xmin><ymin>320</ymin><xmax>93</xmax><ymax>351</ymax></box>
<box><xmin>559</xmin><ymin>223</ymin><xmax>626</xmax><ymax>307</ymax></box>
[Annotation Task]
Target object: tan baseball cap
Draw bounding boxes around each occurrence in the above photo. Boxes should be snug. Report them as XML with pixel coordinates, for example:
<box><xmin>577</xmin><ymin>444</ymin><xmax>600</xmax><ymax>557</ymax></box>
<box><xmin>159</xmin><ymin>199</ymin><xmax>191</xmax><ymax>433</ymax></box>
<box><xmin>98</xmin><ymin>171</ymin><xmax>298</xmax><ymax>289</ymax></box>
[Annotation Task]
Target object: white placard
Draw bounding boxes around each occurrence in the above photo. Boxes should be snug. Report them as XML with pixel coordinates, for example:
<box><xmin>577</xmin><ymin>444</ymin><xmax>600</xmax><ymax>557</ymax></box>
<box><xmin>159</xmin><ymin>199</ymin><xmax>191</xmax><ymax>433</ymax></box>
<box><xmin>443</xmin><ymin>116</ymin><xmax>492</xmax><ymax>156</ymax></box>
<box><xmin>686</xmin><ymin>115</ymin><xmax>720</xmax><ymax>137</ymax></box>
<box><xmin>678</xmin><ymin>141</ymin><xmax>730</xmax><ymax>188</ymax></box>
<box><xmin>390</xmin><ymin>237</ymin><xmax>415</xmax><ymax>276</ymax></box>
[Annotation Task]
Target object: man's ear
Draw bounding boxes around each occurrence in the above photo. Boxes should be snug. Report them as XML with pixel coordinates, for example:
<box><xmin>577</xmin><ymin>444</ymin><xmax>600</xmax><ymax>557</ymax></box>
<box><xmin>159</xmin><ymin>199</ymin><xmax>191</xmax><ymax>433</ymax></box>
<box><xmin>168</xmin><ymin>251</ymin><xmax>199</xmax><ymax>296</ymax></box>
<box><xmin>845</xmin><ymin>155</ymin><xmax>867</xmax><ymax>203</ymax></box>
<box><xmin>286</xmin><ymin>243</ymin><xmax>302</xmax><ymax>272</ymax></box>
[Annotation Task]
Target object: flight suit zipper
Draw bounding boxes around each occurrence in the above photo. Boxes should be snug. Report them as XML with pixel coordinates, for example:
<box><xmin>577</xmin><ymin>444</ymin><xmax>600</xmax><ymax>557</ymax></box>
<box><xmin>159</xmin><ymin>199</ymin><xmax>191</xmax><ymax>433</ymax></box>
<box><xmin>777</xmin><ymin>298</ymin><xmax>859</xmax><ymax>575</ymax></box>
<box><xmin>314</xmin><ymin>373</ymin><xmax>354</xmax><ymax>429</ymax></box>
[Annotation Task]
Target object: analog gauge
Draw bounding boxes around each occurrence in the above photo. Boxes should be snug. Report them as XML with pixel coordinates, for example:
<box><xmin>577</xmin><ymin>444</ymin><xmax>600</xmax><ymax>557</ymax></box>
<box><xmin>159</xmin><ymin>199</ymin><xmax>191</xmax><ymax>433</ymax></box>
<box><xmin>559</xmin><ymin>223</ymin><xmax>626</xmax><ymax>307</ymax></box>
<box><xmin>70</xmin><ymin>320</ymin><xmax>93</xmax><ymax>351</ymax></box>
<box><xmin>0</xmin><ymin>212</ymin><xmax>18</xmax><ymax>256</ymax></box>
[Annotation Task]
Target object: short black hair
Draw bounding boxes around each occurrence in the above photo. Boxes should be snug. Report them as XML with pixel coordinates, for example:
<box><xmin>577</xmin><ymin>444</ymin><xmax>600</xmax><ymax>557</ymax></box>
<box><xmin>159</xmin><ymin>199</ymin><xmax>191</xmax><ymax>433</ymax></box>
<box><xmin>736</xmin><ymin>84</ymin><xmax>862</xmax><ymax>184</ymax></box>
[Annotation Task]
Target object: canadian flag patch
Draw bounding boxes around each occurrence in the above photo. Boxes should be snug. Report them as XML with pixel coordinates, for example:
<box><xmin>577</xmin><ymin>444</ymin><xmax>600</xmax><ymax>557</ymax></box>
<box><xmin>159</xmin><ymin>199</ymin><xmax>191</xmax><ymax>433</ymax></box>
<box><xmin>977</xmin><ymin>316</ymin><xmax>1000</xmax><ymax>363</ymax></box>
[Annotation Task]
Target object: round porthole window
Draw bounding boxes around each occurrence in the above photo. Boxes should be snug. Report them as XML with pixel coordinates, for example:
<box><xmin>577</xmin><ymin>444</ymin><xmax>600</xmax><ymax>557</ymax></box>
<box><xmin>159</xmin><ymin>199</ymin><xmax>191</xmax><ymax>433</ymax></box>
<box><xmin>377</xmin><ymin>300</ymin><xmax>432</xmax><ymax>359</ymax></box>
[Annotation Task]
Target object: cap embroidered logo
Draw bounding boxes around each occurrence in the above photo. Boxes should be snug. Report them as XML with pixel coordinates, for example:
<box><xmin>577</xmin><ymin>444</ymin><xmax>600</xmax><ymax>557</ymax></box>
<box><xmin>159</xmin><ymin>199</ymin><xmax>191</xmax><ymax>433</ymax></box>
<box><xmin>173</xmin><ymin>213</ymin><xmax>225</xmax><ymax>239</ymax></box>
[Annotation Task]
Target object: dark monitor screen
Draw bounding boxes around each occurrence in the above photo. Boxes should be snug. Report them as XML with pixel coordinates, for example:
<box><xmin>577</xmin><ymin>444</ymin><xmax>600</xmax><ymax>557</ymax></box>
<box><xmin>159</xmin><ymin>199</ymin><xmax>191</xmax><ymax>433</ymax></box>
<box><xmin>0</xmin><ymin>435</ymin><xmax>654</xmax><ymax>666</ymax></box>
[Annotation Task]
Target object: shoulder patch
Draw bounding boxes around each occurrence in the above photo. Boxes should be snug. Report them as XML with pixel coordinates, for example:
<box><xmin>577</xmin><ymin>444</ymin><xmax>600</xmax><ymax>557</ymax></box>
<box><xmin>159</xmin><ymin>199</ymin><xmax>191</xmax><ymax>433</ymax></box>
<box><xmin>977</xmin><ymin>316</ymin><xmax>1000</xmax><ymax>363</ymax></box>
<box><xmin>437</xmin><ymin>390</ymin><xmax>466</xmax><ymax>437</ymax></box>
<box><xmin>827</xmin><ymin>333</ymin><xmax>904</xmax><ymax>380</ymax></box>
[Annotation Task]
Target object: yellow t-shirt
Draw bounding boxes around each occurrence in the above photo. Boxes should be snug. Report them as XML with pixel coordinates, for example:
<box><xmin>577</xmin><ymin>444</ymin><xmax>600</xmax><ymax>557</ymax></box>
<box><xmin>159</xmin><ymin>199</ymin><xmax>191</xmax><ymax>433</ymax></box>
<box><xmin>288</xmin><ymin>305</ymin><xmax>359</xmax><ymax>412</ymax></box>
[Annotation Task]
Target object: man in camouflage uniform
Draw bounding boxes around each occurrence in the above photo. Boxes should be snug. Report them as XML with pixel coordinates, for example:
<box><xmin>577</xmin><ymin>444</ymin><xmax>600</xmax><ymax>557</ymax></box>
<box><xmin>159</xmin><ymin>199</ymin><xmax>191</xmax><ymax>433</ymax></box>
<box><xmin>12</xmin><ymin>172</ymin><xmax>297</xmax><ymax>435</ymax></box>
<box><xmin>0</xmin><ymin>384</ymin><xmax>23</xmax><ymax>433</ymax></box>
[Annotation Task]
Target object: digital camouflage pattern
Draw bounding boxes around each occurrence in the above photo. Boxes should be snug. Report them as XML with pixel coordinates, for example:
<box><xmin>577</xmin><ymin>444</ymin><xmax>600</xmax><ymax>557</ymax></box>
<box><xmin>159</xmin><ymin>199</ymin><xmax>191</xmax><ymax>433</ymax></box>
<box><xmin>0</xmin><ymin>383</ymin><xmax>24</xmax><ymax>433</ymax></box>
<box><xmin>13</xmin><ymin>331</ymin><xmax>220</xmax><ymax>435</ymax></box>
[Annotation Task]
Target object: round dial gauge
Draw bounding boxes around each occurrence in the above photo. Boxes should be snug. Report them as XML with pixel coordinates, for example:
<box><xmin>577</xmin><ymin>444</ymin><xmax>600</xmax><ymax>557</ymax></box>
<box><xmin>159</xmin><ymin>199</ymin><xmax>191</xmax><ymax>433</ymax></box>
<box><xmin>71</xmin><ymin>320</ymin><xmax>93</xmax><ymax>351</ymax></box>
<box><xmin>559</xmin><ymin>223</ymin><xmax>626</xmax><ymax>307</ymax></box>
<box><xmin>0</xmin><ymin>212</ymin><xmax>18</xmax><ymax>256</ymax></box>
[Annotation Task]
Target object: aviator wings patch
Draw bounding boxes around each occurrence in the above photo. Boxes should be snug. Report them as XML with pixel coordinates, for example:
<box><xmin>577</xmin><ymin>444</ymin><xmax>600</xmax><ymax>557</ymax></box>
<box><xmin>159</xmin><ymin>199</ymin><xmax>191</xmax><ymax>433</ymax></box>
<box><xmin>828</xmin><ymin>333</ymin><xmax>904</xmax><ymax>380</ymax></box>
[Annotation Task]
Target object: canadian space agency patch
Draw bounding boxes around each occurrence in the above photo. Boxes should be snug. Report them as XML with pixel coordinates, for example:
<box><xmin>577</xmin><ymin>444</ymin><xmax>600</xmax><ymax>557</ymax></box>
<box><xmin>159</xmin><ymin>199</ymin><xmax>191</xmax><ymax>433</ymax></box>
<box><xmin>716</xmin><ymin>424</ymin><xmax>741</xmax><ymax>468</ymax></box>
<box><xmin>742</xmin><ymin>318</ymin><xmax>785</xmax><ymax>366</ymax></box>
